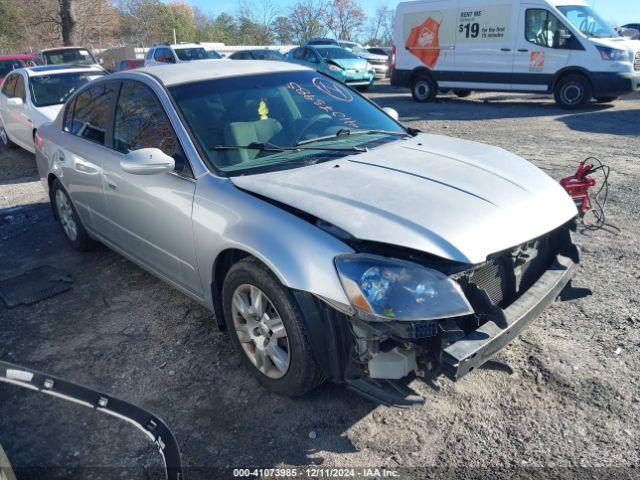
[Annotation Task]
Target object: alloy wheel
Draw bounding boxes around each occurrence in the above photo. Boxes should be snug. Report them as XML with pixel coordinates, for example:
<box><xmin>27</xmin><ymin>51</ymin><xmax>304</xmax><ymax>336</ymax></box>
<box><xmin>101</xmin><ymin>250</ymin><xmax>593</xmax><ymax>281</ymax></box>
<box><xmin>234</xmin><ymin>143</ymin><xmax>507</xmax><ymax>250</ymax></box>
<box><xmin>231</xmin><ymin>284</ymin><xmax>290</xmax><ymax>379</ymax></box>
<box><xmin>55</xmin><ymin>189</ymin><xmax>78</xmax><ymax>242</ymax></box>
<box><xmin>0</xmin><ymin>125</ymin><xmax>8</xmax><ymax>146</ymax></box>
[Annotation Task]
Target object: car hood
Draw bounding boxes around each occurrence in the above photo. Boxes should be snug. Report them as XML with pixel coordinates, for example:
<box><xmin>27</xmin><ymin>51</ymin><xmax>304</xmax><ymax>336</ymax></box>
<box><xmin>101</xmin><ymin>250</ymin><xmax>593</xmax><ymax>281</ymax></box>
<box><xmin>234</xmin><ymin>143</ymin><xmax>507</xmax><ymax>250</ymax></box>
<box><xmin>356</xmin><ymin>52</ymin><xmax>388</xmax><ymax>60</ymax></box>
<box><xmin>231</xmin><ymin>134</ymin><xmax>578</xmax><ymax>265</ymax></box>
<box><xmin>591</xmin><ymin>36</ymin><xmax>640</xmax><ymax>52</ymax></box>
<box><xmin>329</xmin><ymin>58</ymin><xmax>369</xmax><ymax>70</ymax></box>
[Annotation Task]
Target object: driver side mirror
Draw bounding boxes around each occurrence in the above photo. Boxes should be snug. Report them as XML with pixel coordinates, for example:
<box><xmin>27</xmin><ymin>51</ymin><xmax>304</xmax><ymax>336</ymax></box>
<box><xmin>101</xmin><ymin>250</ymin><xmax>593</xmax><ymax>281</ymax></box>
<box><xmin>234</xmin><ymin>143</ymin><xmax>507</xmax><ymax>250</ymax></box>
<box><xmin>382</xmin><ymin>107</ymin><xmax>399</xmax><ymax>121</ymax></box>
<box><xmin>120</xmin><ymin>148</ymin><xmax>175</xmax><ymax>175</ymax></box>
<box><xmin>557</xmin><ymin>29</ymin><xmax>572</xmax><ymax>47</ymax></box>
<box><xmin>7</xmin><ymin>97</ymin><xmax>23</xmax><ymax>106</ymax></box>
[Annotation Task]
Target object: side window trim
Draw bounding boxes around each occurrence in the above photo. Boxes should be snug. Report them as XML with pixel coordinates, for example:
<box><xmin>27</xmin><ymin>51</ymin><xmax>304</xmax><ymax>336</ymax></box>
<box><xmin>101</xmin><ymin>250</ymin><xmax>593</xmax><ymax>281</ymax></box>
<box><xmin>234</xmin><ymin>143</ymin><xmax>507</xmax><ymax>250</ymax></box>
<box><xmin>113</xmin><ymin>79</ymin><xmax>194</xmax><ymax>179</ymax></box>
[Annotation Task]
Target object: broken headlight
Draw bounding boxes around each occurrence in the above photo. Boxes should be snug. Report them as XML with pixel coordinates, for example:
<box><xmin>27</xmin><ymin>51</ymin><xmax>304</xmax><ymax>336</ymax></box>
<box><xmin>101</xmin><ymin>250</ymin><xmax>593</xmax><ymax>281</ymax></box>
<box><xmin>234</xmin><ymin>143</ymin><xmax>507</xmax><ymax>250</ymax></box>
<box><xmin>335</xmin><ymin>254</ymin><xmax>474</xmax><ymax>322</ymax></box>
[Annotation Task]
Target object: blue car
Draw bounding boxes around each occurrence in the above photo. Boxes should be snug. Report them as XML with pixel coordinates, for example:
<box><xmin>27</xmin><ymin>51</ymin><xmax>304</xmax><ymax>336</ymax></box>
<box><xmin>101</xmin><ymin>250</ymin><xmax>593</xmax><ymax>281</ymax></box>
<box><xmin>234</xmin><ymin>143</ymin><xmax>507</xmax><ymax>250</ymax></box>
<box><xmin>286</xmin><ymin>45</ymin><xmax>375</xmax><ymax>91</ymax></box>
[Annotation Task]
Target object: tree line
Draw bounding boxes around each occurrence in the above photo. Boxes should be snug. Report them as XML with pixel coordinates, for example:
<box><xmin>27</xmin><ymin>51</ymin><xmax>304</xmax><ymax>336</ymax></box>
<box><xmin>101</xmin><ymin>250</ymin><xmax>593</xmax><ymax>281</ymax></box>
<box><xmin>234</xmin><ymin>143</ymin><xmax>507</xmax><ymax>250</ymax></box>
<box><xmin>0</xmin><ymin>0</ymin><xmax>394</xmax><ymax>53</ymax></box>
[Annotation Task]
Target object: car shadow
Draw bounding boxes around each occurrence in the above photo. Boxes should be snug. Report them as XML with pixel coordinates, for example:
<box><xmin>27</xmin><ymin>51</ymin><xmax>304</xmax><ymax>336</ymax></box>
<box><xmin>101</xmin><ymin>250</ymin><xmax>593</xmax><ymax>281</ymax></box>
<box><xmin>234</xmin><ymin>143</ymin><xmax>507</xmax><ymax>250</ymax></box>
<box><xmin>0</xmin><ymin>200</ymin><xmax>382</xmax><ymax>477</ymax></box>
<box><xmin>558</xmin><ymin>108</ymin><xmax>640</xmax><ymax>136</ymax></box>
<box><xmin>367</xmin><ymin>83</ymin><xmax>627</xmax><ymax>123</ymax></box>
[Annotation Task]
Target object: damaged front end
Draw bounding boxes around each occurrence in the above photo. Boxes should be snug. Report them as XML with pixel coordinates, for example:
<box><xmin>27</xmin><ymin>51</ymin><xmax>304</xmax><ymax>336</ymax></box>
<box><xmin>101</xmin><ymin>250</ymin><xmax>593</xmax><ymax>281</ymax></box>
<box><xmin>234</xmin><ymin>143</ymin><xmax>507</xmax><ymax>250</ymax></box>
<box><xmin>294</xmin><ymin>223</ymin><xmax>579</xmax><ymax>407</ymax></box>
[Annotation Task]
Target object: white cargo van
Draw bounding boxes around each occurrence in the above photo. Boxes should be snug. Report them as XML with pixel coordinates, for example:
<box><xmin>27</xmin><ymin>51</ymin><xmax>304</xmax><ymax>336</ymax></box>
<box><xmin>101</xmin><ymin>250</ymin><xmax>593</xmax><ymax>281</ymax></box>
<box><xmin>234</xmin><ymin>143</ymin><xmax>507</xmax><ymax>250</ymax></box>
<box><xmin>391</xmin><ymin>0</ymin><xmax>640</xmax><ymax>108</ymax></box>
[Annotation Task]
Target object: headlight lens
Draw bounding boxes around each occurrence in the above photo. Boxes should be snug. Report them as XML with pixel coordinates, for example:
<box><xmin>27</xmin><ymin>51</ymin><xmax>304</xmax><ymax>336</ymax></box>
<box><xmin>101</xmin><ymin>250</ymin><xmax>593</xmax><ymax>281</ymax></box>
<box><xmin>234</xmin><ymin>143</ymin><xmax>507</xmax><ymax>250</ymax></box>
<box><xmin>328</xmin><ymin>63</ymin><xmax>343</xmax><ymax>71</ymax></box>
<box><xmin>335</xmin><ymin>254</ymin><xmax>474</xmax><ymax>322</ymax></box>
<box><xmin>596</xmin><ymin>45</ymin><xmax>631</xmax><ymax>62</ymax></box>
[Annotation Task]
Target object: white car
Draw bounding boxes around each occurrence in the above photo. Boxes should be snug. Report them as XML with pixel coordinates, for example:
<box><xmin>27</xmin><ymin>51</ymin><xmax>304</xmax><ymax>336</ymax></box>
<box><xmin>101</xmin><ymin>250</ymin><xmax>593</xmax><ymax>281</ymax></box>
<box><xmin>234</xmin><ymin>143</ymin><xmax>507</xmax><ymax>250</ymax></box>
<box><xmin>0</xmin><ymin>65</ymin><xmax>105</xmax><ymax>153</ymax></box>
<box><xmin>338</xmin><ymin>40</ymin><xmax>390</xmax><ymax>78</ymax></box>
<box><xmin>144</xmin><ymin>43</ymin><xmax>213</xmax><ymax>67</ymax></box>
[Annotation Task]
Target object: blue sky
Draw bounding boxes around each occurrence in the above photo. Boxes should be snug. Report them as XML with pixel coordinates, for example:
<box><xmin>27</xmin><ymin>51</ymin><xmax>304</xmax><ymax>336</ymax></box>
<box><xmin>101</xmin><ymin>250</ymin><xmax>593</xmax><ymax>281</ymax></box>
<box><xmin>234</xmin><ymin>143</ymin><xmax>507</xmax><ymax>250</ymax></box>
<box><xmin>188</xmin><ymin>0</ymin><xmax>637</xmax><ymax>25</ymax></box>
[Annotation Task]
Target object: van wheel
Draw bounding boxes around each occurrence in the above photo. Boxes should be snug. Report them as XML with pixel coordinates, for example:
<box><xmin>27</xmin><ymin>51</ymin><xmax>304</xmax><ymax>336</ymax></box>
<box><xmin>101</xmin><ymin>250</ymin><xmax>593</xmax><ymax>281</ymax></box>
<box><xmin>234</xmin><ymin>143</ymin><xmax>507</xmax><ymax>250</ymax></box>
<box><xmin>51</xmin><ymin>179</ymin><xmax>93</xmax><ymax>251</ymax></box>
<box><xmin>554</xmin><ymin>74</ymin><xmax>592</xmax><ymax>109</ymax></box>
<box><xmin>454</xmin><ymin>89</ymin><xmax>472</xmax><ymax>98</ymax></box>
<box><xmin>595</xmin><ymin>96</ymin><xmax>618</xmax><ymax>104</ymax></box>
<box><xmin>0</xmin><ymin>123</ymin><xmax>15</xmax><ymax>148</ymax></box>
<box><xmin>222</xmin><ymin>257</ymin><xmax>324</xmax><ymax>397</ymax></box>
<box><xmin>411</xmin><ymin>74</ymin><xmax>437</xmax><ymax>102</ymax></box>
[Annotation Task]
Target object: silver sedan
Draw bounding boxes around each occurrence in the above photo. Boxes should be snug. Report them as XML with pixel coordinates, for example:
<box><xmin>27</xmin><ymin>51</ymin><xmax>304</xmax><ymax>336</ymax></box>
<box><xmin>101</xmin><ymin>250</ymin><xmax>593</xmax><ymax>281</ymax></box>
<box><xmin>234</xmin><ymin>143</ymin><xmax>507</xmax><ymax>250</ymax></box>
<box><xmin>35</xmin><ymin>61</ymin><xmax>579</xmax><ymax>405</ymax></box>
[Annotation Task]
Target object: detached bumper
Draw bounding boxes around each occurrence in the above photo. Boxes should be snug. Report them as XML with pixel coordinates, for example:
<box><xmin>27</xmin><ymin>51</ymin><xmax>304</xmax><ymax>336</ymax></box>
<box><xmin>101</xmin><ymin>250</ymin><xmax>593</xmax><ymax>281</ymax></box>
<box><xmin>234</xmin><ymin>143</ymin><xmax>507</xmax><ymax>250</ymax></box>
<box><xmin>442</xmin><ymin>253</ymin><xmax>576</xmax><ymax>381</ymax></box>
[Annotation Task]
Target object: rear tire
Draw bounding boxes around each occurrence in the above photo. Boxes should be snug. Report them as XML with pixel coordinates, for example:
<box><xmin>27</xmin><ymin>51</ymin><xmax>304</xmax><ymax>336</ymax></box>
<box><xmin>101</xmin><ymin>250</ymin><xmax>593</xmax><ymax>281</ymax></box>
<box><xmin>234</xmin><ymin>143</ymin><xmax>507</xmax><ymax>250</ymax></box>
<box><xmin>595</xmin><ymin>96</ymin><xmax>618</xmax><ymax>104</ymax></box>
<box><xmin>411</xmin><ymin>74</ymin><xmax>437</xmax><ymax>102</ymax></box>
<box><xmin>454</xmin><ymin>89</ymin><xmax>472</xmax><ymax>98</ymax></box>
<box><xmin>554</xmin><ymin>74</ymin><xmax>592</xmax><ymax>109</ymax></box>
<box><xmin>222</xmin><ymin>257</ymin><xmax>324</xmax><ymax>397</ymax></box>
<box><xmin>51</xmin><ymin>179</ymin><xmax>93</xmax><ymax>251</ymax></box>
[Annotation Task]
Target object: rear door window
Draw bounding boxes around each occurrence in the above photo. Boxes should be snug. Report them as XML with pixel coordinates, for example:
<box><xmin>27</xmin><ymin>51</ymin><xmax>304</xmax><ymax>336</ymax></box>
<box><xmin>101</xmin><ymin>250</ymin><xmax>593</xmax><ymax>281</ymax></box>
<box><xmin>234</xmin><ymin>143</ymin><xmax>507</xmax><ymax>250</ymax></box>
<box><xmin>13</xmin><ymin>75</ymin><xmax>26</xmax><ymax>101</ymax></box>
<box><xmin>2</xmin><ymin>74</ymin><xmax>17</xmax><ymax>97</ymax></box>
<box><xmin>68</xmin><ymin>82</ymin><xmax>116</xmax><ymax>145</ymax></box>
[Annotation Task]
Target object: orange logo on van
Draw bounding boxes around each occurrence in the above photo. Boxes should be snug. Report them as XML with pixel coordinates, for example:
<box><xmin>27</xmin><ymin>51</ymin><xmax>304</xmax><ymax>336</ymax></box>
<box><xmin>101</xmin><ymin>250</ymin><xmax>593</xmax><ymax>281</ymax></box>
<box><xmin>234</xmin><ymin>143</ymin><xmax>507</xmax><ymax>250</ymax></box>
<box><xmin>406</xmin><ymin>17</ymin><xmax>442</xmax><ymax>69</ymax></box>
<box><xmin>530</xmin><ymin>51</ymin><xmax>545</xmax><ymax>71</ymax></box>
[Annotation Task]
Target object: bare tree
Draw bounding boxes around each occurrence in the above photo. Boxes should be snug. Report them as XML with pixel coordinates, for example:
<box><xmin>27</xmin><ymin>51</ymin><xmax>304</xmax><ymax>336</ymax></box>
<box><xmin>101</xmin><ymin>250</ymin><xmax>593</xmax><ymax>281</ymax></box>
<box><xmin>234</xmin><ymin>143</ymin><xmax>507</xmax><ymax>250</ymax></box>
<box><xmin>59</xmin><ymin>0</ymin><xmax>77</xmax><ymax>45</ymax></box>
<box><xmin>289</xmin><ymin>0</ymin><xmax>326</xmax><ymax>44</ymax></box>
<box><xmin>365</xmin><ymin>4</ymin><xmax>393</xmax><ymax>46</ymax></box>
<box><xmin>323</xmin><ymin>0</ymin><xmax>365</xmax><ymax>42</ymax></box>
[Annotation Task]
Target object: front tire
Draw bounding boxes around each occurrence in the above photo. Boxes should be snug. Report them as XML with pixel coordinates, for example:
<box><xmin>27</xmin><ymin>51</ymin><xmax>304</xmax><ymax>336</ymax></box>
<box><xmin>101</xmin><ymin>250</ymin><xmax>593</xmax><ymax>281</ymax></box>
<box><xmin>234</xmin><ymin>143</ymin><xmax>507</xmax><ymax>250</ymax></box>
<box><xmin>411</xmin><ymin>74</ymin><xmax>437</xmax><ymax>102</ymax></box>
<box><xmin>454</xmin><ymin>89</ymin><xmax>472</xmax><ymax>98</ymax></box>
<box><xmin>554</xmin><ymin>74</ymin><xmax>592</xmax><ymax>109</ymax></box>
<box><xmin>51</xmin><ymin>179</ymin><xmax>93</xmax><ymax>251</ymax></box>
<box><xmin>595</xmin><ymin>96</ymin><xmax>618</xmax><ymax>104</ymax></box>
<box><xmin>222</xmin><ymin>257</ymin><xmax>324</xmax><ymax>397</ymax></box>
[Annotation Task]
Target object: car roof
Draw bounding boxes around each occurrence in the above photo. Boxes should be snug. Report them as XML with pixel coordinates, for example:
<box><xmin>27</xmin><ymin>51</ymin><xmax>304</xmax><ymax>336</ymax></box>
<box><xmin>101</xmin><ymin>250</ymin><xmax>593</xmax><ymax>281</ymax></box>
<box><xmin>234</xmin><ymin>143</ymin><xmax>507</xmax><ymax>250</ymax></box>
<box><xmin>40</xmin><ymin>47</ymin><xmax>90</xmax><ymax>53</ymax></box>
<box><xmin>128</xmin><ymin>60</ymin><xmax>309</xmax><ymax>87</ymax></box>
<box><xmin>0</xmin><ymin>53</ymin><xmax>39</xmax><ymax>61</ymax></box>
<box><xmin>23</xmin><ymin>64</ymin><xmax>104</xmax><ymax>77</ymax></box>
<box><xmin>308</xmin><ymin>45</ymin><xmax>342</xmax><ymax>50</ymax></box>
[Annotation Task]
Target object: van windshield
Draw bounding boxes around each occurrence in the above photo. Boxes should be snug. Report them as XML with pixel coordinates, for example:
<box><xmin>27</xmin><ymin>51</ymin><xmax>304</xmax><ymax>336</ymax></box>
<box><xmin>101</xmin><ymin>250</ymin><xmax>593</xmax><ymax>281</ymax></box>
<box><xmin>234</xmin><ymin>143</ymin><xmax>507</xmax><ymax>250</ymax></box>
<box><xmin>557</xmin><ymin>6</ymin><xmax>618</xmax><ymax>39</ymax></box>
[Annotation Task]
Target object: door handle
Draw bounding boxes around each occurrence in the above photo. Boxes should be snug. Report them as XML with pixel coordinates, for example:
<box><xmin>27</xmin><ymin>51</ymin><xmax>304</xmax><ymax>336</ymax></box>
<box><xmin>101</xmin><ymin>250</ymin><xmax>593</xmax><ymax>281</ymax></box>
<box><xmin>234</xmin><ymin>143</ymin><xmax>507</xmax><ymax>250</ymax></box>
<box><xmin>501</xmin><ymin>48</ymin><xmax>512</xmax><ymax>52</ymax></box>
<box><xmin>104</xmin><ymin>176</ymin><xmax>118</xmax><ymax>190</ymax></box>
<box><xmin>518</xmin><ymin>49</ymin><xmax>529</xmax><ymax>53</ymax></box>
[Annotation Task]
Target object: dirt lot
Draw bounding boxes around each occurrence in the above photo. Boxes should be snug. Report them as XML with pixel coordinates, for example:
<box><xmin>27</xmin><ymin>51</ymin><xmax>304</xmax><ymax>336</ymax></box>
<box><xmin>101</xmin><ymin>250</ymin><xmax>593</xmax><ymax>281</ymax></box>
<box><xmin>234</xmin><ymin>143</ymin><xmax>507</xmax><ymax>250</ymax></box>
<box><xmin>1</xmin><ymin>85</ymin><xmax>639</xmax><ymax>479</ymax></box>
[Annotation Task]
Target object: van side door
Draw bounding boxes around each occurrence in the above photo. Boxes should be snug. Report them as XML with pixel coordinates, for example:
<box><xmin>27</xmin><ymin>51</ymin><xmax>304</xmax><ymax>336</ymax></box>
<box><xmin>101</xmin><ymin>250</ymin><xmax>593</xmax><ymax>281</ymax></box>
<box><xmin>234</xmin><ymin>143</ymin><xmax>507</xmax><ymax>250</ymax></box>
<box><xmin>452</xmin><ymin>1</ymin><xmax>518</xmax><ymax>90</ymax></box>
<box><xmin>513</xmin><ymin>7</ymin><xmax>579</xmax><ymax>91</ymax></box>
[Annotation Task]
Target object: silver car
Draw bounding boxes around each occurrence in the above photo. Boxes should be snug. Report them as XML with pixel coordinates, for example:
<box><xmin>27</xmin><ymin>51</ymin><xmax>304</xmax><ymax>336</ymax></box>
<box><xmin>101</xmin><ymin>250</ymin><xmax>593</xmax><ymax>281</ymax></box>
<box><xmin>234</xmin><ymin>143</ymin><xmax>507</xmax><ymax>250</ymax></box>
<box><xmin>35</xmin><ymin>61</ymin><xmax>580</xmax><ymax>405</ymax></box>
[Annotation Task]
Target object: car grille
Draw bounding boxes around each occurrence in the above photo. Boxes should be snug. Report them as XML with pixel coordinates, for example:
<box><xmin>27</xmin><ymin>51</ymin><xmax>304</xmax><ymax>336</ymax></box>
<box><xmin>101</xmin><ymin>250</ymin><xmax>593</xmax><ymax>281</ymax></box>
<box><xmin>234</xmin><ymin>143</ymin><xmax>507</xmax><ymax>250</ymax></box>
<box><xmin>368</xmin><ymin>58</ymin><xmax>387</xmax><ymax>66</ymax></box>
<box><xmin>453</xmin><ymin>233</ymin><xmax>556</xmax><ymax>309</ymax></box>
<box><xmin>635</xmin><ymin>52</ymin><xmax>640</xmax><ymax>71</ymax></box>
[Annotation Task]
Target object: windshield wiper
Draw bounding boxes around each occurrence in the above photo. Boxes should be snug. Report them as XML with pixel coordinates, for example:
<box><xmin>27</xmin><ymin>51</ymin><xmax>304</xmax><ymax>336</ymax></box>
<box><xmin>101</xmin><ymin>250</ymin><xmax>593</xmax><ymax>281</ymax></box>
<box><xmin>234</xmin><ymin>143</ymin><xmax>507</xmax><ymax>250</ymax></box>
<box><xmin>212</xmin><ymin>141</ymin><xmax>366</xmax><ymax>152</ymax></box>
<box><xmin>296</xmin><ymin>129</ymin><xmax>412</xmax><ymax>146</ymax></box>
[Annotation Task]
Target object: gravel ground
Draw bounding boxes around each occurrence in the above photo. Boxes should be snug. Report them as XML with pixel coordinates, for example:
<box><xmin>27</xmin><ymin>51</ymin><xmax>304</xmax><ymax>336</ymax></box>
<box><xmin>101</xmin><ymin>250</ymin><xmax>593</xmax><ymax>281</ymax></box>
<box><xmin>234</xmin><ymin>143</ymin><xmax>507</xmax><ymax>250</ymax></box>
<box><xmin>0</xmin><ymin>85</ymin><xmax>639</xmax><ymax>479</ymax></box>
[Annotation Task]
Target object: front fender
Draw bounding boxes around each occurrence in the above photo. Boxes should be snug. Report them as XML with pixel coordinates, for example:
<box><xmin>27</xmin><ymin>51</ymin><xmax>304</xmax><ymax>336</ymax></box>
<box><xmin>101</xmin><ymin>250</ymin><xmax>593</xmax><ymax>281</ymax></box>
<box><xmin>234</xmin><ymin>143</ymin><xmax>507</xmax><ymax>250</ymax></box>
<box><xmin>192</xmin><ymin>174</ymin><xmax>353</xmax><ymax>310</ymax></box>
